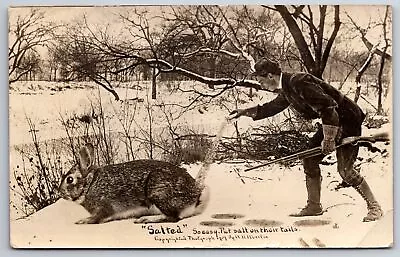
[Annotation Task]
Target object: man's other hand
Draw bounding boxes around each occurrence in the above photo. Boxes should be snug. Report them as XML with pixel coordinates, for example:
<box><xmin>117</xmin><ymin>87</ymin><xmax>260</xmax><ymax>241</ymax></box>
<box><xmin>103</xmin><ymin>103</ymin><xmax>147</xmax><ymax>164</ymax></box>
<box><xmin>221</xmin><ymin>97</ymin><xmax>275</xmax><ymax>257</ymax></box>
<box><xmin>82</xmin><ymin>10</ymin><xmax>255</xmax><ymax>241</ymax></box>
<box><xmin>229</xmin><ymin>109</ymin><xmax>247</xmax><ymax>119</ymax></box>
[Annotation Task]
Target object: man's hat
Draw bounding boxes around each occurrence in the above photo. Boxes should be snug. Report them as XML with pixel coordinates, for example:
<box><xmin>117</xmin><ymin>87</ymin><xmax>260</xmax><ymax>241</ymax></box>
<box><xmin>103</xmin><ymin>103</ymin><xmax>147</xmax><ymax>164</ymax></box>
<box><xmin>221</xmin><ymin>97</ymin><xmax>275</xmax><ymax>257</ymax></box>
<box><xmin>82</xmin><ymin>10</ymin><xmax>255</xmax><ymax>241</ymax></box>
<box><xmin>250</xmin><ymin>58</ymin><xmax>281</xmax><ymax>76</ymax></box>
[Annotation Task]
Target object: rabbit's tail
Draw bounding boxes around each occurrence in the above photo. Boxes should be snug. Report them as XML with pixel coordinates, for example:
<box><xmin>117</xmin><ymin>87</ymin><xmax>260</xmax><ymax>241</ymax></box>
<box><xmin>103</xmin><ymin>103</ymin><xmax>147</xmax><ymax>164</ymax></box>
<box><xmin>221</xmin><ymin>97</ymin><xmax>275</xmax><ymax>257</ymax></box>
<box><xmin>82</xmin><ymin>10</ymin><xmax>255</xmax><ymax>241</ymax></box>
<box><xmin>195</xmin><ymin>117</ymin><xmax>231</xmax><ymax>190</ymax></box>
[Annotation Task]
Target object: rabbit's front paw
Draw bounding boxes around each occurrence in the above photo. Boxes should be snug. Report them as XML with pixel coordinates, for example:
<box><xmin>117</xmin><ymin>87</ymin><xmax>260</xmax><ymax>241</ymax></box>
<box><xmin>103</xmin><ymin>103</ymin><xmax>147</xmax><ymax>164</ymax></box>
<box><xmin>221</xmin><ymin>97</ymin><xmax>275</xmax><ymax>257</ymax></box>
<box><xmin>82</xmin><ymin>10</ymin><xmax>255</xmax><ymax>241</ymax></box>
<box><xmin>134</xmin><ymin>216</ymin><xmax>154</xmax><ymax>224</ymax></box>
<box><xmin>75</xmin><ymin>216</ymin><xmax>99</xmax><ymax>224</ymax></box>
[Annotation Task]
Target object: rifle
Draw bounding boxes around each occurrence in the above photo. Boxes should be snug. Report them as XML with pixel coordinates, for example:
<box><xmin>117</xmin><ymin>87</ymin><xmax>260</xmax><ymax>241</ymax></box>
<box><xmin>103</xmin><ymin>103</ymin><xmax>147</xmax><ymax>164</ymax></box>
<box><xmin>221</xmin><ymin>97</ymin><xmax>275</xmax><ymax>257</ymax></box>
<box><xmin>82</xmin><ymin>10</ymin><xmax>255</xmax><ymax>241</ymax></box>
<box><xmin>244</xmin><ymin>132</ymin><xmax>389</xmax><ymax>172</ymax></box>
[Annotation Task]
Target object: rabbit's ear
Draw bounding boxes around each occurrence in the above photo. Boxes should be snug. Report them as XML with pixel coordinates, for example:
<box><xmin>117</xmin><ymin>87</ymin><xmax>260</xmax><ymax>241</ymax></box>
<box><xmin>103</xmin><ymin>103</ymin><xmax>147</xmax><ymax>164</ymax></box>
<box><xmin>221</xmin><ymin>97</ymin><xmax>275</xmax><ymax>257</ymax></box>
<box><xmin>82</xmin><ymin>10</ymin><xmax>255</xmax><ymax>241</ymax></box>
<box><xmin>85</xmin><ymin>143</ymin><xmax>95</xmax><ymax>164</ymax></box>
<box><xmin>79</xmin><ymin>144</ymin><xmax>95</xmax><ymax>174</ymax></box>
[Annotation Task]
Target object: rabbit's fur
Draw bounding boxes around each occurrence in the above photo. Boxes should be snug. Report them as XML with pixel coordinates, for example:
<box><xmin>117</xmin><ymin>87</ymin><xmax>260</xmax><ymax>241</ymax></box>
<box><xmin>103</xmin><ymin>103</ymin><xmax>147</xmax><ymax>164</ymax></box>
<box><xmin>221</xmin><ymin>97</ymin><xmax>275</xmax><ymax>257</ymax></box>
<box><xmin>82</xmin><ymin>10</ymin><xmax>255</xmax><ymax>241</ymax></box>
<box><xmin>59</xmin><ymin>143</ymin><xmax>209</xmax><ymax>224</ymax></box>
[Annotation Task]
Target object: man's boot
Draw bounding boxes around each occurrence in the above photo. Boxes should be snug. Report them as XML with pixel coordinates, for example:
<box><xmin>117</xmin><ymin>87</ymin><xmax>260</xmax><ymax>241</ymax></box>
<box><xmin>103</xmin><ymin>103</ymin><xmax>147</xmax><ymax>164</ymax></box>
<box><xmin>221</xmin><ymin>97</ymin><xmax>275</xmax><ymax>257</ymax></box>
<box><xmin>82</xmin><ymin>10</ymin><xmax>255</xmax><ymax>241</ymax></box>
<box><xmin>290</xmin><ymin>176</ymin><xmax>323</xmax><ymax>217</ymax></box>
<box><xmin>354</xmin><ymin>179</ymin><xmax>383</xmax><ymax>222</ymax></box>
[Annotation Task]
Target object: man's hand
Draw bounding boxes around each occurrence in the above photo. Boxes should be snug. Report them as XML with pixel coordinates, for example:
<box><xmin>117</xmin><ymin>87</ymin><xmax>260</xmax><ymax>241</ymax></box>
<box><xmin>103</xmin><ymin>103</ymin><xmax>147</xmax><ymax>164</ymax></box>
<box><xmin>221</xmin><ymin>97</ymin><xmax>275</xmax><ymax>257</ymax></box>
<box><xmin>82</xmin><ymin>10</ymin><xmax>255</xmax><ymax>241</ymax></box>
<box><xmin>229</xmin><ymin>109</ymin><xmax>247</xmax><ymax>119</ymax></box>
<box><xmin>321</xmin><ymin>124</ymin><xmax>339</xmax><ymax>155</ymax></box>
<box><xmin>321</xmin><ymin>139</ymin><xmax>336</xmax><ymax>155</ymax></box>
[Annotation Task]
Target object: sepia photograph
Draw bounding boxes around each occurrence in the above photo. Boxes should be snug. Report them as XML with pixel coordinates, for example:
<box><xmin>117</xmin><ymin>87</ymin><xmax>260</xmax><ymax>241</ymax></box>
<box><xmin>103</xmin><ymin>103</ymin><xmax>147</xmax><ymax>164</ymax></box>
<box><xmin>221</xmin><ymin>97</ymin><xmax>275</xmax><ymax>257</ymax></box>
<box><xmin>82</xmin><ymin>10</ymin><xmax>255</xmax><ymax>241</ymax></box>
<box><xmin>8</xmin><ymin>4</ymin><xmax>392</xmax><ymax>248</ymax></box>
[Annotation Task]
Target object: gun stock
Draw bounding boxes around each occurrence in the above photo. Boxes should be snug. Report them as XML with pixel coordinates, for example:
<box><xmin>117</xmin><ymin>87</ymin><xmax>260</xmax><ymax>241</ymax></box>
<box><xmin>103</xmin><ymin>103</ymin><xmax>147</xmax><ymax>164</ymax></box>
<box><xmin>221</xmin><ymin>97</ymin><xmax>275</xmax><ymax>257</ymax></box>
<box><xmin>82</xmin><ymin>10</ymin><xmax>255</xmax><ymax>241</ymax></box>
<box><xmin>339</xmin><ymin>132</ymin><xmax>389</xmax><ymax>145</ymax></box>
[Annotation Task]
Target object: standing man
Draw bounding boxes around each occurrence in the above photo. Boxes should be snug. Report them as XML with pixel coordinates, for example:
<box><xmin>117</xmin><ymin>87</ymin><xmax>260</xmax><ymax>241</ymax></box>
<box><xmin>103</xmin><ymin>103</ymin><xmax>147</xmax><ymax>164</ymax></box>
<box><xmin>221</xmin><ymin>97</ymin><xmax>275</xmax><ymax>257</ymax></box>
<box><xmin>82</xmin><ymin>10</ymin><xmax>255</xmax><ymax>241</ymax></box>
<box><xmin>230</xmin><ymin>58</ymin><xmax>383</xmax><ymax>222</ymax></box>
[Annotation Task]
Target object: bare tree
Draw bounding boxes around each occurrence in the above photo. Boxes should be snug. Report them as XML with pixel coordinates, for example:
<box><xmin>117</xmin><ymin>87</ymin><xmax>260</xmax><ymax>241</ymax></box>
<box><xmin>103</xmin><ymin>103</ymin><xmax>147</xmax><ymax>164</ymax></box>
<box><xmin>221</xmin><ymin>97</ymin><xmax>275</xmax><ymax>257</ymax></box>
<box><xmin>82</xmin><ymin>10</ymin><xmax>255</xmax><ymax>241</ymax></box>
<box><xmin>18</xmin><ymin>50</ymin><xmax>42</xmax><ymax>81</ymax></box>
<box><xmin>9</xmin><ymin>8</ymin><xmax>56</xmax><ymax>83</ymax></box>
<box><xmin>51</xmin><ymin>18</ymin><xmax>123</xmax><ymax>100</ymax></box>
<box><xmin>263</xmin><ymin>5</ymin><xmax>341</xmax><ymax>78</ymax></box>
<box><xmin>54</xmin><ymin>6</ymin><xmax>284</xmax><ymax>101</ymax></box>
<box><xmin>346</xmin><ymin>7</ymin><xmax>392</xmax><ymax>110</ymax></box>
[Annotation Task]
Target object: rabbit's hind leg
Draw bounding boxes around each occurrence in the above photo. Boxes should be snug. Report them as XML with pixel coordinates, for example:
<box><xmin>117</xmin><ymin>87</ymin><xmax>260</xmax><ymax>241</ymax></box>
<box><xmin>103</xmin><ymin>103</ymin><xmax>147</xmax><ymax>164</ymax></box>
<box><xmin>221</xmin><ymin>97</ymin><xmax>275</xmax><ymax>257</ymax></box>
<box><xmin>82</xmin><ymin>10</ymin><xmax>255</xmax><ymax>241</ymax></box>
<box><xmin>101</xmin><ymin>205</ymin><xmax>162</xmax><ymax>223</ymax></box>
<box><xmin>136</xmin><ymin>187</ymin><xmax>210</xmax><ymax>224</ymax></box>
<box><xmin>179</xmin><ymin>186</ymin><xmax>210</xmax><ymax>219</ymax></box>
<box><xmin>134</xmin><ymin>196</ymin><xmax>209</xmax><ymax>223</ymax></box>
<box><xmin>133</xmin><ymin>205</ymin><xmax>176</xmax><ymax>223</ymax></box>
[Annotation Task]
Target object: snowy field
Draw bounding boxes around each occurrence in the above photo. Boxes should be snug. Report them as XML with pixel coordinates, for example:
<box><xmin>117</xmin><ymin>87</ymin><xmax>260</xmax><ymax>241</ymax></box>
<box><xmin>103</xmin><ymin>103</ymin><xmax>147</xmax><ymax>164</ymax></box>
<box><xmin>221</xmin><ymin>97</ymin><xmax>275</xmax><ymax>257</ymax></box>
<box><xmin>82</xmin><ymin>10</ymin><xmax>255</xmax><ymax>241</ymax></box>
<box><xmin>9</xmin><ymin>80</ymin><xmax>393</xmax><ymax>248</ymax></box>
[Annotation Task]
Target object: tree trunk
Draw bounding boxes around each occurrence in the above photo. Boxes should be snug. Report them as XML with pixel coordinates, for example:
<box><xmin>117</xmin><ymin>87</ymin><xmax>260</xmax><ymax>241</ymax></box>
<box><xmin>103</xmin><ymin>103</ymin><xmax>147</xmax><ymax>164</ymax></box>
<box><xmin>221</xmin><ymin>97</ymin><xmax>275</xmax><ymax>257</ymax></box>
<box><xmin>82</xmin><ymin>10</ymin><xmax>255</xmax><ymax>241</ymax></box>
<box><xmin>152</xmin><ymin>67</ymin><xmax>157</xmax><ymax>99</ymax></box>
<box><xmin>274</xmin><ymin>5</ymin><xmax>315</xmax><ymax>75</ymax></box>
<box><xmin>377</xmin><ymin>51</ymin><xmax>386</xmax><ymax>115</ymax></box>
<box><xmin>354</xmin><ymin>52</ymin><xmax>375</xmax><ymax>103</ymax></box>
<box><xmin>376</xmin><ymin>6</ymin><xmax>390</xmax><ymax>115</ymax></box>
<box><xmin>274</xmin><ymin>5</ymin><xmax>340</xmax><ymax>79</ymax></box>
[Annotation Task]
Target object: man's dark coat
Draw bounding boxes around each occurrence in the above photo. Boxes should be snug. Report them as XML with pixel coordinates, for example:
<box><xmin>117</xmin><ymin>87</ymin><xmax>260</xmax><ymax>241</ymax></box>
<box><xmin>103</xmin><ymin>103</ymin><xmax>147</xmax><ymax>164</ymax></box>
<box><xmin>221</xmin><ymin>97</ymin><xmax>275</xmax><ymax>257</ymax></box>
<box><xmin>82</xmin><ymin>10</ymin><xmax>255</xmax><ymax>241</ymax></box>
<box><xmin>253</xmin><ymin>72</ymin><xmax>365</xmax><ymax>135</ymax></box>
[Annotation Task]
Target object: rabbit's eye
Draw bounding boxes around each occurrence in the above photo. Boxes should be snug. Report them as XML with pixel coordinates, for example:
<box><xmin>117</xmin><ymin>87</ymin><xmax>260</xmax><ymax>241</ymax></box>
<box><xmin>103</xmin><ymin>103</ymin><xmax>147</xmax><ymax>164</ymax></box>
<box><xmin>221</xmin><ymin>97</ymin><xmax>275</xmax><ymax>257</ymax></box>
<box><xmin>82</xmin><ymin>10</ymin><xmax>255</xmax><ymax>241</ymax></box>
<box><xmin>66</xmin><ymin>177</ymin><xmax>74</xmax><ymax>184</ymax></box>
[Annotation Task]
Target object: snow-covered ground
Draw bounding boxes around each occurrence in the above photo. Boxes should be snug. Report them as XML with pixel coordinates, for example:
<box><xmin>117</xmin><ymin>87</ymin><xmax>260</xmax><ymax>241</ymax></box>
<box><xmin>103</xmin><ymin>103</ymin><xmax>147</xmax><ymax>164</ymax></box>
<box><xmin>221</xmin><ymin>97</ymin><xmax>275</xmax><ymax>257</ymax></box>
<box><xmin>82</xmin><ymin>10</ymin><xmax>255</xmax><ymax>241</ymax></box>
<box><xmin>9</xmin><ymin>81</ymin><xmax>393</xmax><ymax>248</ymax></box>
<box><xmin>10</xmin><ymin>148</ymin><xmax>393</xmax><ymax>248</ymax></box>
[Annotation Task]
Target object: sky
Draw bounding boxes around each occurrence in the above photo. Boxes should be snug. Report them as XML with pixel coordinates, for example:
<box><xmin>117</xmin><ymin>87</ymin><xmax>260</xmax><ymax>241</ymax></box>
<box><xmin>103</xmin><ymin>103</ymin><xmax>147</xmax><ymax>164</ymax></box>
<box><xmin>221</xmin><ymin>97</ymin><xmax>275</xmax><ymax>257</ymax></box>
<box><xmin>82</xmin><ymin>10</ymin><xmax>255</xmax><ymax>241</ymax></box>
<box><xmin>8</xmin><ymin>5</ymin><xmax>391</xmax><ymax>32</ymax></box>
<box><xmin>8</xmin><ymin>5</ymin><xmax>392</xmax><ymax>56</ymax></box>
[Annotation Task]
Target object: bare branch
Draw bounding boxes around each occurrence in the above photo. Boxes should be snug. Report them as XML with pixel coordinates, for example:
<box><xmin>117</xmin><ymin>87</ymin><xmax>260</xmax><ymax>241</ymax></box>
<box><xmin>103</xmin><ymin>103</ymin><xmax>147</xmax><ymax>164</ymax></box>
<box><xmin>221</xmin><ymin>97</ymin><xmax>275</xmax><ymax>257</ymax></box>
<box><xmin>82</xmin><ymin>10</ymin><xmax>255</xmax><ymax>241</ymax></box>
<box><xmin>145</xmin><ymin>58</ymin><xmax>262</xmax><ymax>90</ymax></box>
<box><xmin>321</xmin><ymin>5</ymin><xmax>341</xmax><ymax>72</ymax></box>
<box><xmin>315</xmin><ymin>5</ymin><xmax>327</xmax><ymax>68</ymax></box>
<box><xmin>345</xmin><ymin>11</ymin><xmax>391</xmax><ymax>61</ymax></box>
<box><xmin>217</xmin><ymin>6</ymin><xmax>256</xmax><ymax>69</ymax></box>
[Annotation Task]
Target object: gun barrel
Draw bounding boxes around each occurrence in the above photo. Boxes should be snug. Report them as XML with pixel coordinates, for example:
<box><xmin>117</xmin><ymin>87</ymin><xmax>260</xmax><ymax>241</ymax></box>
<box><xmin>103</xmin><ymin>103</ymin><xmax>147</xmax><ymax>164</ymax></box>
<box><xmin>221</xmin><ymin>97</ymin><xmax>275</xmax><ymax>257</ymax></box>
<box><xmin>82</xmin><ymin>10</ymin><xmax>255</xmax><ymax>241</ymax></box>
<box><xmin>243</xmin><ymin>132</ymin><xmax>389</xmax><ymax>172</ymax></box>
<box><xmin>244</xmin><ymin>147</ymin><xmax>322</xmax><ymax>172</ymax></box>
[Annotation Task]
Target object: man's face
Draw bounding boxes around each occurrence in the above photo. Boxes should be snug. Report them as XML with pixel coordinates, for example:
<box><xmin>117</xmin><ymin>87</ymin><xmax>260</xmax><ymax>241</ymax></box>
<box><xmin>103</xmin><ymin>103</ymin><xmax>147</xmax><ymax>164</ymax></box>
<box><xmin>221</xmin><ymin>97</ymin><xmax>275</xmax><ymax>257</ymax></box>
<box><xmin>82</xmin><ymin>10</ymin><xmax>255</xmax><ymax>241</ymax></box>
<box><xmin>256</xmin><ymin>73</ymin><xmax>280</xmax><ymax>92</ymax></box>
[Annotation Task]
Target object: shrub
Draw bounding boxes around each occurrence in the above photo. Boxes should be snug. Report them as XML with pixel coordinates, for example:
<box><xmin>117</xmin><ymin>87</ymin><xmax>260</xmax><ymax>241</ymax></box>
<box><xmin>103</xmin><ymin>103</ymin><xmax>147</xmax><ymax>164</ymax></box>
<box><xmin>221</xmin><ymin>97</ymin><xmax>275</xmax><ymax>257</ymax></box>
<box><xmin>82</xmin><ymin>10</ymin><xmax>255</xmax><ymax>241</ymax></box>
<box><xmin>10</xmin><ymin>119</ymin><xmax>65</xmax><ymax>217</ymax></box>
<box><xmin>363</xmin><ymin>112</ymin><xmax>390</xmax><ymax>129</ymax></box>
<box><xmin>163</xmin><ymin>134</ymin><xmax>213</xmax><ymax>165</ymax></box>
